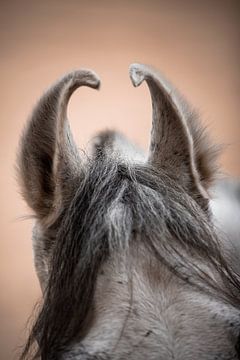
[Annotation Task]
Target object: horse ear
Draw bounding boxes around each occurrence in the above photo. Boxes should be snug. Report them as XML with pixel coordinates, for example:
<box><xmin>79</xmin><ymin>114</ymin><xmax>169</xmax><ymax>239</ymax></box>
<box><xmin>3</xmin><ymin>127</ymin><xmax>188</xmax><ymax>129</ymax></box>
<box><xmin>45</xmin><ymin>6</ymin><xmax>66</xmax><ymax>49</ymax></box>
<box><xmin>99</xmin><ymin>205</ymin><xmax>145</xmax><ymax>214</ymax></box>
<box><xmin>129</xmin><ymin>63</ymin><xmax>219</xmax><ymax>210</ymax></box>
<box><xmin>17</xmin><ymin>70</ymin><xmax>100</xmax><ymax>221</ymax></box>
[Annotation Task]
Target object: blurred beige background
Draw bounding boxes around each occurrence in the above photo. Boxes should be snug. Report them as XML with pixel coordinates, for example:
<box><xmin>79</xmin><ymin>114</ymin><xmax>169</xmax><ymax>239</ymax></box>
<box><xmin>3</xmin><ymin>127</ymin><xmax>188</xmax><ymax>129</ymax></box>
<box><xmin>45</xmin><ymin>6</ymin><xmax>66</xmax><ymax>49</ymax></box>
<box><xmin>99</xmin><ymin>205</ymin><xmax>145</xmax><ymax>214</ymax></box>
<box><xmin>0</xmin><ymin>0</ymin><xmax>239</xmax><ymax>358</ymax></box>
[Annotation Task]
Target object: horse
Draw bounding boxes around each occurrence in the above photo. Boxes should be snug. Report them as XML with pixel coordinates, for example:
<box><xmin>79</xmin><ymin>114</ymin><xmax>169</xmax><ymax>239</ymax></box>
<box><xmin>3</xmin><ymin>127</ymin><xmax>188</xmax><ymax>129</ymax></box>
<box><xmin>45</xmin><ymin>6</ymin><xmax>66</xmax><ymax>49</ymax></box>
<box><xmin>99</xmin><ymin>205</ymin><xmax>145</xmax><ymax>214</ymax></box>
<box><xmin>17</xmin><ymin>64</ymin><xmax>240</xmax><ymax>359</ymax></box>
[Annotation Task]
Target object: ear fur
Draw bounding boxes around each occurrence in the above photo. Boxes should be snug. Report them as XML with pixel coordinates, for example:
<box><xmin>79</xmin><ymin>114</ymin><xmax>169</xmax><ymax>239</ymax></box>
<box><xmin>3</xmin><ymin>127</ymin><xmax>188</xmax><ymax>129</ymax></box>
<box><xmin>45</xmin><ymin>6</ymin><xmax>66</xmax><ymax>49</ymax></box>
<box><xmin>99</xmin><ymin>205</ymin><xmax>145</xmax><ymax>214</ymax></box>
<box><xmin>17</xmin><ymin>70</ymin><xmax>100</xmax><ymax>221</ymax></box>
<box><xmin>129</xmin><ymin>63</ymin><xmax>219</xmax><ymax>209</ymax></box>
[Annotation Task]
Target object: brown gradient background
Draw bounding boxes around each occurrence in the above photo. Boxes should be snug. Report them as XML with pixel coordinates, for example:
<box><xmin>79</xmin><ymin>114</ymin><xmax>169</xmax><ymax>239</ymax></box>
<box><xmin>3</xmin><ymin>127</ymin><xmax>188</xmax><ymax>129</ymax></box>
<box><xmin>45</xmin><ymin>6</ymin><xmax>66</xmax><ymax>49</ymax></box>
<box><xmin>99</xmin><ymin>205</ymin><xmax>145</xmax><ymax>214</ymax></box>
<box><xmin>0</xmin><ymin>0</ymin><xmax>239</xmax><ymax>358</ymax></box>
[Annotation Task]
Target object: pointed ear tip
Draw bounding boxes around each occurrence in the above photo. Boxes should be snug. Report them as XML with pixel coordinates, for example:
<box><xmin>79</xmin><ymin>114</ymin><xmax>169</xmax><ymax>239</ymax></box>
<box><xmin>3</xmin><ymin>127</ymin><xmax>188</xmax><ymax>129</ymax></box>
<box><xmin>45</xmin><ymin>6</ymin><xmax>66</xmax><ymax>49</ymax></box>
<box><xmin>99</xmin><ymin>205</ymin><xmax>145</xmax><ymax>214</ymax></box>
<box><xmin>129</xmin><ymin>63</ymin><xmax>145</xmax><ymax>87</ymax></box>
<box><xmin>91</xmin><ymin>77</ymin><xmax>101</xmax><ymax>90</ymax></box>
<box><xmin>86</xmin><ymin>70</ymin><xmax>101</xmax><ymax>89</ymax></box>
<box><xmin>69</xmin><ymin>69</ymin><xmax>101</xmax><ymax>89</ymax></box>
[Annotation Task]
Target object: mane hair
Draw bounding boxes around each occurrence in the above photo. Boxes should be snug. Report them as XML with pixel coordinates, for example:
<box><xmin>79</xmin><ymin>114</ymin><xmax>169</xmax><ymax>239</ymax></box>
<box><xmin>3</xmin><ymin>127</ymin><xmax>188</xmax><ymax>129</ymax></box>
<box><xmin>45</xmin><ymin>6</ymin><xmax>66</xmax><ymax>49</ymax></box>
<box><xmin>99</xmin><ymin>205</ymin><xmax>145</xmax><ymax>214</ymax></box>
<box><xmin>21</xmin><ymin>149</ymin><xmax>240</xmax><ymax>359</ymax></box>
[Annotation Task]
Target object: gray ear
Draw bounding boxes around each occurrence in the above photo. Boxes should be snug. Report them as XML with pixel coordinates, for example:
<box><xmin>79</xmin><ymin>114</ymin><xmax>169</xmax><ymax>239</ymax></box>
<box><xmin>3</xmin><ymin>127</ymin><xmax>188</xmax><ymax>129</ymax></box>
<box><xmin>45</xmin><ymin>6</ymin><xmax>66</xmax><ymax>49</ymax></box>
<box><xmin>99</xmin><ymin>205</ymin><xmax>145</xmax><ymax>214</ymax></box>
<box><xmin>18</xmin><ymin>70</ymin><xmax>100</xmax><ymax>220</ymax></box>
<box><xmin>129</xmin><ymin>63</ymin><xmax>219</xmax><ymax>209</ymax></box>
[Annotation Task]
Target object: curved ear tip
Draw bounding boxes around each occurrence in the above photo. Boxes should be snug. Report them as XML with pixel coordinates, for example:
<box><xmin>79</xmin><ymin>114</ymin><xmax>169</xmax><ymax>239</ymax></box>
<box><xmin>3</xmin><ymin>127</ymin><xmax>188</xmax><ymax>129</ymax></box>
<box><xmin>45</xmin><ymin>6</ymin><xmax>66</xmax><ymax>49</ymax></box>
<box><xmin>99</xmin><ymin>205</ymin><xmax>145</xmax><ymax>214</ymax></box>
<box><xmin>71</xmin><ymin>69</ymin><xmax>101</xmax><ymax>89</ymax></box>
<box><xmin>129</xmin><ymin>63</ymin><xmax>145</xmax><ymax>87</ymax></box>
<box><xmin>85</xmin><ymin>70</ymin><xmax>101</xmax><ymax>89</ymax></box>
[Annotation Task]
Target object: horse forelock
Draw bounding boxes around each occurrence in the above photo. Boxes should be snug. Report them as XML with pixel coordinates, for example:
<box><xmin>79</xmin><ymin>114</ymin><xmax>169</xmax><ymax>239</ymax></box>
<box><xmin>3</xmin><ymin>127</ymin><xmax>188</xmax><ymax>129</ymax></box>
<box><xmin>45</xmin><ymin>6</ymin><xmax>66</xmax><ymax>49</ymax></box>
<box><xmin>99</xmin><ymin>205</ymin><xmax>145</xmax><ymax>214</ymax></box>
<box><xmin>22</xmin><ymin>152</ymin><xmax>240</xmax><ymax>359</ymax></box>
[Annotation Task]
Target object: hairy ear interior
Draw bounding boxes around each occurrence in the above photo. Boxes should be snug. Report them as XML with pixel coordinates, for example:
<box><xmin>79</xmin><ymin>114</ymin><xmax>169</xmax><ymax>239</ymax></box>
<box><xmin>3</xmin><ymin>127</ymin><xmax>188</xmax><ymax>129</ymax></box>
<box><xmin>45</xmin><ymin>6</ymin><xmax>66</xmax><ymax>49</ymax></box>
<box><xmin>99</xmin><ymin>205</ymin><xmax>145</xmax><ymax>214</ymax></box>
<box><xmin>17</xmin><ymin>69</ymin><xmax>100</xmax><ymax>220</ymax></box>
<box><xmin>129</xmin><ymin>63</ymin><xmax>219</xmax><ymax>209</ymax></box>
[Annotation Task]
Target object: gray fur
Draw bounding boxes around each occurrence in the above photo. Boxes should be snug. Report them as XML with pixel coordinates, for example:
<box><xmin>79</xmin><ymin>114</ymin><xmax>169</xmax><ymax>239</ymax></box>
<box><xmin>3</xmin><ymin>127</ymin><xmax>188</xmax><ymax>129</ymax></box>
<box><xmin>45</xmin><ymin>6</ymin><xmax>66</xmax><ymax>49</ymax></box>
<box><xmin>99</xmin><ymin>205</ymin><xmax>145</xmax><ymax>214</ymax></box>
<box><xmin>17</xmin><ymin>65</ymin><xmax>240</xmax><ymax>359</ymax></box>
